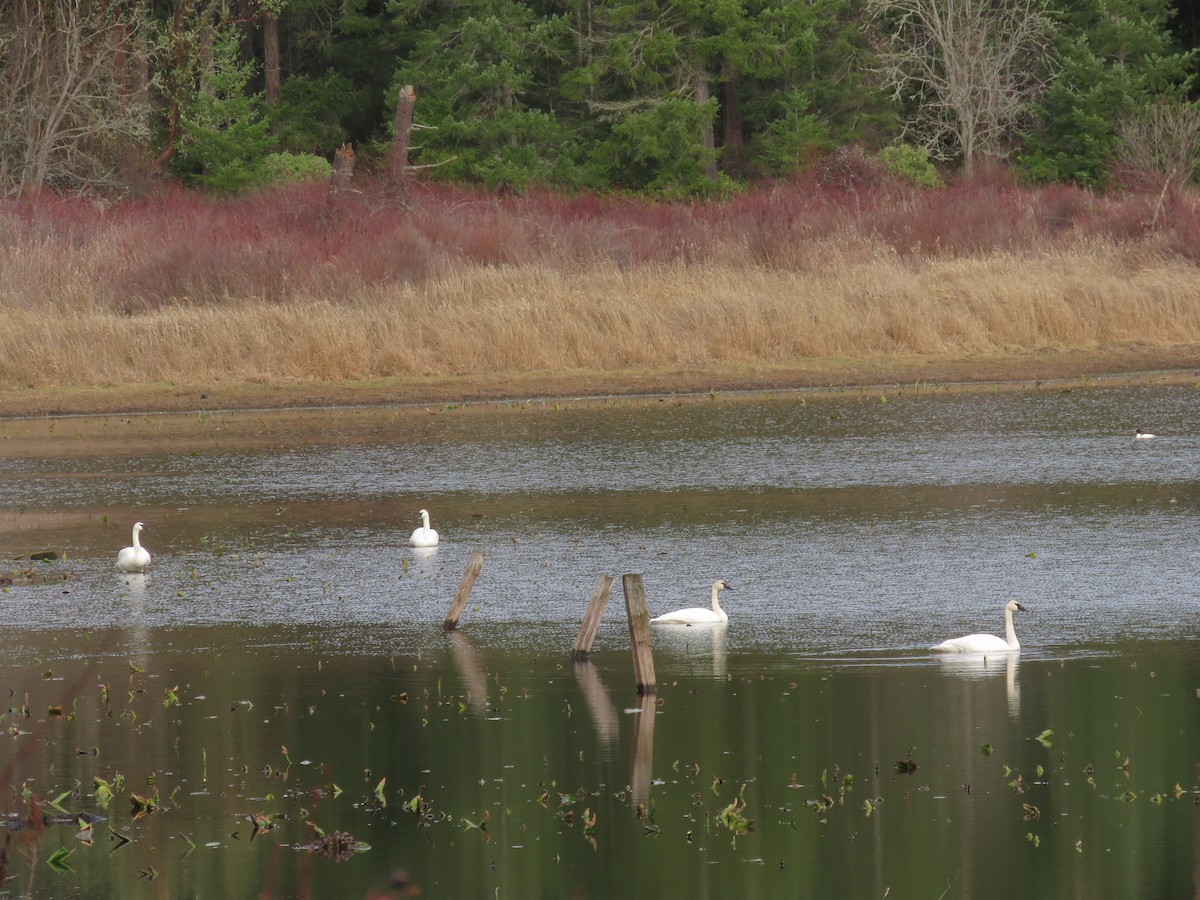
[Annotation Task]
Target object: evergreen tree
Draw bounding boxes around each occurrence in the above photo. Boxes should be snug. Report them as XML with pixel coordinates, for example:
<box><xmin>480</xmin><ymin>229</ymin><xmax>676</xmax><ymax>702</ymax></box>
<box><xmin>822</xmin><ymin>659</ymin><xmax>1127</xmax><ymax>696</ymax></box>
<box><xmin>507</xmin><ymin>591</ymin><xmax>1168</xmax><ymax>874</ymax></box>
<box><xmin>387</xmin><ymin>0</ymin><xmax>576</xmax><ymax>188</ymax></box>
<box><xmin>1022</xmin><ymin>0</ymin><xmax>1196</xmax><ymax>185</ymax></box>
<box><xmin>176</xmin><ymin>28</ymin><xmax>274</xmax><ymax>193</ymax></box>
<box><xmin>576</xmin><ymin>0</ymin><xmax>842</xmax><ymax>192</ymax></box>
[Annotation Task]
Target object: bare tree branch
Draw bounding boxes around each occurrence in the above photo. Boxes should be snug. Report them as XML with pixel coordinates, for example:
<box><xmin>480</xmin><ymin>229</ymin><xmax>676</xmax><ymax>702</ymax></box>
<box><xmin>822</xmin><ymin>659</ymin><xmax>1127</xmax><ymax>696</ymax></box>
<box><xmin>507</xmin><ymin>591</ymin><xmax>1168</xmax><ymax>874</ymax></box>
<box><xmin>867</xmin><ymin>0</ymin><xmax>1057</xmax><ymax>177</ymax></box>
<box><xmin>0</xmin><ymin>0</ymin><xmax>152</xmax><ymax>197</ymax></box>
<box><xmin>1117</xmin><ymin>100</ymin><xmax>1200</xmax><ymax>228</ymax></box>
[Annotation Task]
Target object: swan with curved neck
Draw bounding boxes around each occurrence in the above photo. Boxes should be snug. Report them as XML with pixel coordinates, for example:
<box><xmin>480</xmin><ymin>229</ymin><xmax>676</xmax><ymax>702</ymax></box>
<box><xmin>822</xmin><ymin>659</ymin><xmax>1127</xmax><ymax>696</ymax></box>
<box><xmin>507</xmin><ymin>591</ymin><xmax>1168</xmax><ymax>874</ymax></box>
<box><xmin>650</xmin><ymin>580</ymin><xmax>733</xmax><ymax>625</ymax></box>
<box><xmin>115</xmin><ymin>522</ymin><xmax>152</xmax><ymax>573</ymax></box>
<box><xmin>932</xmin><ymin>600</ymin><xmax>1025</xmax><ymax>653</ymax></box>
<box><xmin>409</xmin><ymin>508</ymin><xmax>439</xmax><ymax>547</ymax></box>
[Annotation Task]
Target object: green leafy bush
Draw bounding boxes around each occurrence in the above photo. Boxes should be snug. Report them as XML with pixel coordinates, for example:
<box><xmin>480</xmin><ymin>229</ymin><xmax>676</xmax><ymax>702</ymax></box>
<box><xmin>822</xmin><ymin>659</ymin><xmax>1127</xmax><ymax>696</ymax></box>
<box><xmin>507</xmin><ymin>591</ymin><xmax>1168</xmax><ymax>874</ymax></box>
<box><xmin>258</xmin><ymin>153</ymin><xmax>332</xmax><ymax>185</ymax></box>
<box><xmin>878</xmin><ymin>145</ymin><xmax>941</xmax><ymax>188</ymax></box>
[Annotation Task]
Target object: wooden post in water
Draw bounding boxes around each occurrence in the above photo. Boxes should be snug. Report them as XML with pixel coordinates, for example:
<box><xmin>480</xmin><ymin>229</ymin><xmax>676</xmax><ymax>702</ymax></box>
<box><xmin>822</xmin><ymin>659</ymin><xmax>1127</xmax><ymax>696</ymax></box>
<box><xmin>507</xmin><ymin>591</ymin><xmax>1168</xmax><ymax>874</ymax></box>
<box><xmin>443</xmin><ymin>551</ymin><xmax>485</xmax><ymax>631</ymax></box>
<box><xmin>570</xmin><ymin>574</ymin><xmax>615</xmax><ymax>661</ymax></box>
<box><xmin>622</xmin><ymin>574</ymin><xmax>657</xmax><ymax>695</ymax></box>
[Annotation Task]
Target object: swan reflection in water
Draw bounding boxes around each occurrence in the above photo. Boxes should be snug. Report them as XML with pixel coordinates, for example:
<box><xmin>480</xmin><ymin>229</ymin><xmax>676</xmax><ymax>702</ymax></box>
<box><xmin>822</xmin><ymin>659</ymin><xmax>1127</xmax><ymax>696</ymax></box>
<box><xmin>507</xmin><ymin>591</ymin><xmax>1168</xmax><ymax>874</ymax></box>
<box><xmin>119</xmin><ymin>572</ymin><xmax>153</xmax><ymax>669</ymax></box>
<box><xmin>120</xmin><ymin>572</ymin><xmax>151</xmax><ymax>594</ymax></box>
<box><xmin>934</xmin><ymin>651</ymin><xmax>1021</xmax><ymax>717</ymax></box>
<box><xmin>651</xmin><ymin>622</ymin><xmax>728</xmax><ymax>679</ymax></box>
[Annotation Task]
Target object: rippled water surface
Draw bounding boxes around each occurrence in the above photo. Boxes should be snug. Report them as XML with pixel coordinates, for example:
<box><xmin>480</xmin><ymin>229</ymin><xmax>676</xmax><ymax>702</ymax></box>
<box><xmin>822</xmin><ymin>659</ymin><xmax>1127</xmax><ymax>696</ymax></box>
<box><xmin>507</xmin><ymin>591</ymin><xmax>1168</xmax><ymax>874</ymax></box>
<box><xmin>1</xmin><ymin>383</ymin><xmax>1198</xmax><ymax>898</ymax></box>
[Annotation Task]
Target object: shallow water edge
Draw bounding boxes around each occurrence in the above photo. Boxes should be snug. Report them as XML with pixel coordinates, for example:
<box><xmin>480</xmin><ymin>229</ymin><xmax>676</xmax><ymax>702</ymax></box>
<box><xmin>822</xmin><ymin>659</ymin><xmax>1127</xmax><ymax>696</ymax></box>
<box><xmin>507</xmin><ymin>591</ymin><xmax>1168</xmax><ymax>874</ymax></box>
<box><xmin>1</xmin><ymin>348</ymin><xmax>1197</xmax><ymax>419</ymax></box>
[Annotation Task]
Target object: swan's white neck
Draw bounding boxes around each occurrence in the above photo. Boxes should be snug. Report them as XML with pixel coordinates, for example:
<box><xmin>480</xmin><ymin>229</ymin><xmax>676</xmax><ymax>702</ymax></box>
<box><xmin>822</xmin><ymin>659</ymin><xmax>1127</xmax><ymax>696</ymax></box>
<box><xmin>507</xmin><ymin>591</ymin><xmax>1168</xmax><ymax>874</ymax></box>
<box><xmin>132</xmin><ymin>526</ymin><xmax>142</xmax><ymax>549</ymax></box>
<box><xmin>710</xmin><ymin>584</ymin><xmax>724</xmax><ymax>614</ymax></box>
<box><xmin>420</xmin><ymin>510</ymin><xmax>431</xmax><ymax>528</ymax></box>
<box><xmin>1004</xmin><ymin>607</ymin><xmax>1019</xmax><ymax>649</ymax></box>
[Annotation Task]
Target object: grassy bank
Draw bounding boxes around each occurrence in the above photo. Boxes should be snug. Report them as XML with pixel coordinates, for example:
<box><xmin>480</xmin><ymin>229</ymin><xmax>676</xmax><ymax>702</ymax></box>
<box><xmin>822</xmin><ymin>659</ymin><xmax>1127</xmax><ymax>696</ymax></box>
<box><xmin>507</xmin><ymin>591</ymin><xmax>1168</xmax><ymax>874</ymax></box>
<box><xmin>2</xmin><ymin>176</ymin><xmax>1199</xmax><ymax>416</ymax></box>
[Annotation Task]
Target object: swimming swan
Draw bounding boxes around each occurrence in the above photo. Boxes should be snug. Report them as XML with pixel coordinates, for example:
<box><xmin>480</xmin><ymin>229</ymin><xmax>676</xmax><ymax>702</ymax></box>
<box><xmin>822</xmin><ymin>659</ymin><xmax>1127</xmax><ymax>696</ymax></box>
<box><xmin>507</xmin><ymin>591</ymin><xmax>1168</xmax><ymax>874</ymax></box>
<box><xmin>1134</xmin><ymin>429</ymin><xmax>1155</xmax><ymax>440</ymax></box>
<box><xmin>115</xmin><ymin>522</ymin><xmax>152</xmax><ymax>573</ymax></box>
<box><xmin>409</xmin><ymin>508</ymin><xmax>439</xmax><ymax>547</ymax></box>
<box><xmin>931</xmin><ymin>600</ymin><xmax>1025</xmax><ymax>653</ymax></box>
<box><xmin>650</xmin><ymin>580</ymin><xmax>733</xmax><ymax>625</ymax></box>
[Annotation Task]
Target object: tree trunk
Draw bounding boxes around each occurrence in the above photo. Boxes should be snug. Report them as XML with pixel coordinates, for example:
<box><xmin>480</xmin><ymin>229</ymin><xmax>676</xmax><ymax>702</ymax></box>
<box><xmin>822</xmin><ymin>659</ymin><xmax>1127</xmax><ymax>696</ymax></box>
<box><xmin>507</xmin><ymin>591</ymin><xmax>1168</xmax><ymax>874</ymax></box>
<box><xmin>389</xmin><ymin>85</ymin><xmax>416</xmax><ymax>184</ymax></box>
<box><xmin>695</xmin><ymin>71</ymin><xmax>718</xmax><ymax>181</ymax></box>
<box><xmin>263</xmin><ymin>14</ymin><xmax>280</xmax><ymax>106</ymax></box>
<box><xmin>721</xmin><ymin>64</ymin><xmax>745</xmax><ymax>177</ymax></box>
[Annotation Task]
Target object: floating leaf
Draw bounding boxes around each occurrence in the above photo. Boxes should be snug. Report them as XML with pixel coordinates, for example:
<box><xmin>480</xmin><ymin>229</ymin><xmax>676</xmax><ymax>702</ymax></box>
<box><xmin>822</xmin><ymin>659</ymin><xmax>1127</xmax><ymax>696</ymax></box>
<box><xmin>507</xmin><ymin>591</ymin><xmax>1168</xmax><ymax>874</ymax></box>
<box><xmin>1036</xmin><ymin>730</ymin><xmax>1054</xmax><ymax>747</ymax></box>
<box><xmin>47</xmin><ymin>846</ymin><xmax>74</xmax><ymax>874</ymax></box>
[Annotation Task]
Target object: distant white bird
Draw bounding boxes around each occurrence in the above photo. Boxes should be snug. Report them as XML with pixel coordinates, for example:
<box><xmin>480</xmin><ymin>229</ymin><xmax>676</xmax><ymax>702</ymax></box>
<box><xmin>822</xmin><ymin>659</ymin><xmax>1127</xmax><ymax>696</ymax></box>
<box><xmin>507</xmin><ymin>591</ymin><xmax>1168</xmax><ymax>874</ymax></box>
<box><xmin>115</xmin><ymin>522</ymin><xmax>152</xmax><ymax>573</ymax></box>
<box><xmin>409</xmin><ymin>508</ymin><xmax>439</xmax><ymax>547</ymax></box>
<box><xmin>650</xmin><ymin>580</ymin><xmax>733</xmax><ymax>626</ymax></box>
<box><xmin>932</xmin><ymin>600</ymin><xmax>1025</xmax><ymax>653</ymax></box>
<box><xmin>1134</xmin><ymin>429</ymin><xmax>1155</xmax><ymax>440</ymax></box>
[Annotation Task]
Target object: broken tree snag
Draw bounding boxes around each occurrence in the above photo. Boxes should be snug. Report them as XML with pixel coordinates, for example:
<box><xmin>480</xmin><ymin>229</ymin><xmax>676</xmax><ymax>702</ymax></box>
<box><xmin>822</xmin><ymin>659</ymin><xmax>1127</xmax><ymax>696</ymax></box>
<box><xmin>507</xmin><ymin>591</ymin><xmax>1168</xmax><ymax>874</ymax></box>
<box><xmin>622</xmin><ymin>574</ymin><xmax>657</xmax><ymax>695</ymax></box>
<box><xmin>389</xmin><ymin>85</ymin><xmax>416</xmax><ymax>184</ymax></box>
<box><xmin>570</xmin><ymin>574</ymin><xmax>615</xmax><ymax>662</ymax></box>
<box><xmin>329</xmin><ymin>143</ymin><xmax>355</xmax><ymax>196</ymax></box>
<box><xmin>443</xmin><ymin>551</ymin><xmax>485</xmax><ymax>631</ymax></box>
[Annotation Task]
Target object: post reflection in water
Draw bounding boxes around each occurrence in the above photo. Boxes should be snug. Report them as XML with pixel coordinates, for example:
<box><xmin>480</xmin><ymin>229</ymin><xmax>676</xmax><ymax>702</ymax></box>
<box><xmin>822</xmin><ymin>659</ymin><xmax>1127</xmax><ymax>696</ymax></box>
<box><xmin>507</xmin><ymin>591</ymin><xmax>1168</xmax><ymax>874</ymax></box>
<box><xmin>629</xmin><ymin>692</ymin><xmax>657</xmax><ymax>807</ymax></box>
<box><xmin>447</xmin><ymin>630</ymin><xmax>489</xmax><ymax>712</ymax></box>
<box><xmin>572</xmin><ymin>660</ymin><xmax>619</xmax><ymax>754</ymax></box>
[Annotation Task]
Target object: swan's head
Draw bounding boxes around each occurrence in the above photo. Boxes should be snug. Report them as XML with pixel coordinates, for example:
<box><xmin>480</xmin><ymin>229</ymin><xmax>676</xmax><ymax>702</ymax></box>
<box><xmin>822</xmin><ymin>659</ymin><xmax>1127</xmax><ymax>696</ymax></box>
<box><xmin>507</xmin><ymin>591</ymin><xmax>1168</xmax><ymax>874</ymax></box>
<box><xmin>133</xmin><ymin>522</ymin><xmax>145</xmax><ymax>532</ymax></box>
<box><xmin>714</xmin><ymin>579</ymin><xmax>733</xmax><ymax>592</ymax></box>
<box><xmin>1006</xmin><ymin>599</ymin><xmax>1026</xmax><ymax>613</ymax></box>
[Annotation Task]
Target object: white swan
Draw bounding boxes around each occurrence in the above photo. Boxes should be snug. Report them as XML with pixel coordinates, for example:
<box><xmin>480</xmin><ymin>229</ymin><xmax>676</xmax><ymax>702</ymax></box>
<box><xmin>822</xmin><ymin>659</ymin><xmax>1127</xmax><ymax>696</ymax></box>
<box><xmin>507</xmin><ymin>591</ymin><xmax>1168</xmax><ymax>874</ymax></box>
<box><xmin>409</xmin><ymin>508</ymin><xmax>439</xmax><ymax>547</ymax></box>
<box><xmin>115</xmin><ymin>522</ymin><xmax>152</xmax><ymax>573</ymax></box>
<box><xmin>650</xmin><ymin>580</ymin><xmax>732</xmax><ymax>625</ymax></box>
<box><xmin>1134</xmin><ymin>429</ymin><xmax>1155</xmax><ymax>440</ymax></box>
<box><xmin>931</xmin><ymin>600</ymin><xmax>1025</xmax><ymax>653</ymax></box>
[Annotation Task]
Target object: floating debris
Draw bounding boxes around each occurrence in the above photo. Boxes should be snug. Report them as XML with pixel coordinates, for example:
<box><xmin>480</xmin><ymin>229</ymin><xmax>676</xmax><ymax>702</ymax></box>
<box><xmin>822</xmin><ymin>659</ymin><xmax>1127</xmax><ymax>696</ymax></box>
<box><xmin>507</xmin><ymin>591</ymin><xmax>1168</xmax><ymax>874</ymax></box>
<box><xmin>299</xmin><ymin>830</ymin><xmax>371</xmax><ymax>860</ymax></box>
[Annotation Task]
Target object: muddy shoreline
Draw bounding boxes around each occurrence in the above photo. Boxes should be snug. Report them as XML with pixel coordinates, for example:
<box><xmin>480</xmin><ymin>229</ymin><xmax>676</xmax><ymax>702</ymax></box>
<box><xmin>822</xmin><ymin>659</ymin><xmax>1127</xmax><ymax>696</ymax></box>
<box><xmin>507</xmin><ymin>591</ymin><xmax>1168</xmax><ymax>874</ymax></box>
<box><xmin>2</xmin><ymin>347</ymin><xmax>1197</xmax><ymax>419</ymax></box>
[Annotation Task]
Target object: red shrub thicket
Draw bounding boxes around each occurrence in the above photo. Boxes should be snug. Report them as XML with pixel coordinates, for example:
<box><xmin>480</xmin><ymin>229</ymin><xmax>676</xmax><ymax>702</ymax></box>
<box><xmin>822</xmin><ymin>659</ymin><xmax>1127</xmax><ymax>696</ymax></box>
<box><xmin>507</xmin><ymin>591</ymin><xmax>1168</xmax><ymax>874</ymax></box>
<box><xmin>1</xmin><ymin>176</ymin><xmax>1198</xmax><ymax>312</ymax></box>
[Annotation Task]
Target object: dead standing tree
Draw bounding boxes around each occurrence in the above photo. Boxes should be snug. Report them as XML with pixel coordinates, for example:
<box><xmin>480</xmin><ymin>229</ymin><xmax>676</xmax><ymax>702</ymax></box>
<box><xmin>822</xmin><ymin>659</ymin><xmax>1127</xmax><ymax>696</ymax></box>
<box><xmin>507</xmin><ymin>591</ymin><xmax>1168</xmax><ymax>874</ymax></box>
<box><xmin>389</xmin><ymin>85</ymin><xmax>416</xmax><ymax>184</ymax></box>
<box><xmin>1117</xmin><ymin>101</ymin><xmax>1200</xmax><ymax>229</ymax></box>
<box><xmin>867</xmin><ymin>0</ymin><xmax>1056</xmax><ymax>178</ymax></box>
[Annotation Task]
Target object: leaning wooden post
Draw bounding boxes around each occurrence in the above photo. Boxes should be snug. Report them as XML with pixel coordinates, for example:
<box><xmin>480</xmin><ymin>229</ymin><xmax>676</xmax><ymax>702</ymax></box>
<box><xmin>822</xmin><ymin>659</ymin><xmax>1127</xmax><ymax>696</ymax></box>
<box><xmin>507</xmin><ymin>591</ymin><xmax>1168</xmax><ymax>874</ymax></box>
<box><xmin>443</xmin><ymin>551</ymin><xmax>485</xmax><ymax>631</ymax></box>
<box><xmin>571</xmin><ymin>574</ymin><xmax>615</xmax><ymax>661</ymax></box>
<box><xmin>622</xmin><ymin>574</ymin><xmax>657</xmax><ymax>695</ymax></box>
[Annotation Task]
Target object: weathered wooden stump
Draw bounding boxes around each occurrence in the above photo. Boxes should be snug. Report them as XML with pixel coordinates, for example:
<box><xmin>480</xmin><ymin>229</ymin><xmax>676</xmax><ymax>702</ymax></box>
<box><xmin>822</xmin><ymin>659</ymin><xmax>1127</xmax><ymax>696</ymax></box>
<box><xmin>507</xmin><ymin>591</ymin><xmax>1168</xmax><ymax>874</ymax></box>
<box><xmin>443</xmin><ymin>550</ymin><xmax>485</xmax><ymax>631</ymax></box>
<box><xmin>570</xmin><ymin>574</ymin><xmax>615</xmax><ymax>661</ymax></box>
<box><xmin>622</xmin><ymin>574</ymin><xmax>656</xmax><ymax>695</ymax></box>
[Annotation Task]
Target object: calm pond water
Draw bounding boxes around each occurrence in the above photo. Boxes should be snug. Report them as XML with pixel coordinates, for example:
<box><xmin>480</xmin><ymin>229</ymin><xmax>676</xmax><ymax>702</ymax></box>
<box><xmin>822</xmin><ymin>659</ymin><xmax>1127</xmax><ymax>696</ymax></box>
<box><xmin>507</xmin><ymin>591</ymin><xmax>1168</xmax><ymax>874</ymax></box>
<box><xmin>1</xmin><ymin>382</ymin><xmax>1198</xmax><ymax>898</ymax></box>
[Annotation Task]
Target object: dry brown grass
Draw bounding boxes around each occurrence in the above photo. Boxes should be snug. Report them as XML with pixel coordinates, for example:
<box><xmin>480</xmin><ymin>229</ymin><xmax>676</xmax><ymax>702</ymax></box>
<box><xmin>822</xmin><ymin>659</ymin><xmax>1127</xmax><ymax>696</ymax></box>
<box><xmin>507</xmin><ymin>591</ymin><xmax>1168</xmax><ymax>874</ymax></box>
<box><xmin>1</xmin><ymin>180</ymin><xmax>1199</xmax><ymax>397</ymax></box>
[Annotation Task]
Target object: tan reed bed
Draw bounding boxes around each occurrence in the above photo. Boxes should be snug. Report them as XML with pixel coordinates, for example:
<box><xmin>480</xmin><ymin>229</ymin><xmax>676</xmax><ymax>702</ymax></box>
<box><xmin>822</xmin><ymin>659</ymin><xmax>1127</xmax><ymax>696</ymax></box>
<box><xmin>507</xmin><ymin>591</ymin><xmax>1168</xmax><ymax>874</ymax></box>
<box><xmin>2</xmin><ymin>239</ymin><xmax>1198</xmax><ymax>392</ymax></box>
